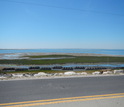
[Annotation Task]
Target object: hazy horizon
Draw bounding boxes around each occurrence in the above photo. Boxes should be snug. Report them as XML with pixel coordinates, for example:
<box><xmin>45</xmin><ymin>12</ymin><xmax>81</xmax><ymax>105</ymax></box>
<box><xmin>0</xmin><ymin>48</ymin><xmax>124</xmax><ymax>50</ymax></box>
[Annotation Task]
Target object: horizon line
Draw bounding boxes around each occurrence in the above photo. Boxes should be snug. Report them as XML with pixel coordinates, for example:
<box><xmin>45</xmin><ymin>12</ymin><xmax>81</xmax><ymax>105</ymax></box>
<box><xmin>0</xmin><ymin>48</ymin><xmax>124</xmax><ymax>50</ymax></box>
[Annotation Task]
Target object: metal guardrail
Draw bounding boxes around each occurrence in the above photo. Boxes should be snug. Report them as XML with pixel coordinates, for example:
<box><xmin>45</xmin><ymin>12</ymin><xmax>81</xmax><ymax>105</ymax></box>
<box><xmin>1</xmin><ymin>66</ymin><xmax>124</xmax><ymax>72</ymax></box>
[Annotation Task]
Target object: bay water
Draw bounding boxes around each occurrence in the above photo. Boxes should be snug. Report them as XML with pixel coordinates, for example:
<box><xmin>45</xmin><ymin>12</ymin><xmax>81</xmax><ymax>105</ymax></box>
<box><xmin>0</xmin><ymin>49</ymin><xmax>124</xmax><ymax>55</ymax></box>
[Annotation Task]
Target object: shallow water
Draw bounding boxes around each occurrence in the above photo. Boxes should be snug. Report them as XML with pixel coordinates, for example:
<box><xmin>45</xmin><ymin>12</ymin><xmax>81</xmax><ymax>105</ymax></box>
<box><xmin>0</xmin><ymin>49</ymin><xmax>124</xmax><ymax>55</ymax></box>
<box><xmin>30</xmin><ymin>57</ymin><xmax>75</xmax><ymax>60</ymax></box>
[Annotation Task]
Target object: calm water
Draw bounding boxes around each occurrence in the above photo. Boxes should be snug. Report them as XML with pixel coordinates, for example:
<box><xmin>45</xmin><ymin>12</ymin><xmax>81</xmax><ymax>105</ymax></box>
<box><xmin>0</xmin><ymin>49</ymin><xmax>124</xmax><ymax>55</ymax></box>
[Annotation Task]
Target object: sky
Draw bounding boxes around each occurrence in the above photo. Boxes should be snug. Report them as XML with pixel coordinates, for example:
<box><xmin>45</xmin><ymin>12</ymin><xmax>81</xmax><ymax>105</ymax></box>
<box><xmin>0</xmin><ymin>0</ymin><xmax>124</xmax><ymax>49</ymax></box>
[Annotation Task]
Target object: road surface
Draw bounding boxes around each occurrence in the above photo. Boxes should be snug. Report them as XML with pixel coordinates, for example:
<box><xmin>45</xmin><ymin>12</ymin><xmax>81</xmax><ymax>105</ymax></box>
<box><xmin>0</xmin><ymin>75</ymin><xmax>124</xmax><ymax>106</ymax></box>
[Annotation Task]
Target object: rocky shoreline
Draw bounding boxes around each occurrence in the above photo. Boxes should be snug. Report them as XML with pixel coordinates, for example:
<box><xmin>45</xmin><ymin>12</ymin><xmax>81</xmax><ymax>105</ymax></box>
<box><xmin>0</xmin><ymin>70</ymin><xmax>124</xmax><ymax>81</ymax></box>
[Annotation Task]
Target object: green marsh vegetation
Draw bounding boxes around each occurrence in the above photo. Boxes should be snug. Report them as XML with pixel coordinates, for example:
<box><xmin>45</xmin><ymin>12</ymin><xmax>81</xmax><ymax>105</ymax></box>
<box><xmin>0</xmin><ymin>55</ymin><xmax>124</xmax><ymax>65</ymax></box>
<box><xmin>1</xmin><ymin>70</ymin><xmax>64</xmax><ymax>74</ymax></box>
<box><xmin>28</xmin><ymin>55</ymin><xmax>74</xmax><ymax>58</ymax></box>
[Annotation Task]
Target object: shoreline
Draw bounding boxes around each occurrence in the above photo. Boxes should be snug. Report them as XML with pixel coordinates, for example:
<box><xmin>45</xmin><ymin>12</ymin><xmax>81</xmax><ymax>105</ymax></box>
<box><xmin>0</xmin><ymin>53</ymin><xmax>124</xmax><ymax>68</ymax></box>
<box><xmin>0</xmin><ymin>52</ymin><xmax>124</xmax><ymax>60</ymax></box>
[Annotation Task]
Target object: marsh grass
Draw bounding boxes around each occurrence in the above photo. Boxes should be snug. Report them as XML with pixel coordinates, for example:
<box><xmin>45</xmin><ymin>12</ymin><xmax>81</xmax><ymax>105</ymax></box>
<box><xmin>0</xmin><ymin>55</ymin><xmax>124</xmax><ymax>65</ymax></box>
<box><xmin>27</xmin><ymin>55</ymin><xmax>74</xmax><ymax>58</ymax></box>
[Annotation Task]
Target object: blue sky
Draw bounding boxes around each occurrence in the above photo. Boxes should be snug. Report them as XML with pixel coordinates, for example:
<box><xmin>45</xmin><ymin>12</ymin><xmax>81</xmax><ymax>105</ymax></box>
<box><xmin>0</xmin><ymin>0</ymin><xmax>124</xmax><ymax>49</ymax></box>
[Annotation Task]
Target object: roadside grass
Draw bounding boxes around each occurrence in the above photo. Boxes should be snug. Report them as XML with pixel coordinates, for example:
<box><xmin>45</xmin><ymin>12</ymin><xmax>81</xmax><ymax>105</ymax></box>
<box><xmin>0</xmin><ymin>55</ymin><xmax>124</xmax><ymax>65</ymax></box>
<box><xmin>2</xmin><ymin>70</ymin><xmax>64</xmax><ymax>74</ymax></box>
<box><xmin>2</xmin><ymin>70</ymin><xmax>99</xmax><ymax>74</ymax></box>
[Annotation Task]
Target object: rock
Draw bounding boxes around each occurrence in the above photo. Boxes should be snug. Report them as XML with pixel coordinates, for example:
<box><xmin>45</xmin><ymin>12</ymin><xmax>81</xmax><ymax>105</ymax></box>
<box><xmin>81</xmin><ymin>72</ymin><xmax>87</xmax><ymax>75</ymax></box>
<box><xmin>58</xmin><ymin>73</ymin><xmax>64</xmax><ymax>76</ymax></box>
<box><xmin>92</xmin><ymin>71</ymin><xmax>100</xmax><ymax>75</ymax></box>
<box><xmin>34</xmin><ymin>72</ymin><xmax>47</xmax><ymax>77</ymax></box>
<box><xmin>12</xmin><ymin>74</ymin><xmax>24</xmax><ymax>78</ymax></box>
<box><xmin>23</xmin><ymin>73</ymin><xmax>32</xmax><ymax>77</ymax></box>
<box><xmin>0</xmin><ymin>75</ymin><xmax>7</xmax><ymax>79</ymax></box>
<box><xmin>64</xmin><ymin>71</ymin><xmax>76</xmax><ymax>75</ymax></box>
<box><xmin>53</xmin><ymin>73</ymin><xmax>58</xmax><ymax>76</ymax></box>
<box><xmin>107</xmin><ymin>71</ymin><xmax>113</xmax><ymax>74</ymax></box>
<box><xmin>103</xmin><ymin>72</ymin><xmax>108</xmax><ymax>74</ymax></box>
<box><xmin>114</xmin><ymin>70</ymin><xmax>124</xmax><ymax>74</ymax></box>
<box><xmin>5</xmin><ymin>74</ymin><xmax>12</xmax><ymax>78</ymax></box>
<box><xmin>76</xmin><ymin>73</ymin><xmax>81</xmax><ymax>75</ymax></box>
<box><xmin>0</xmin><ymin>74</ymin><xmax>12</xmax><ymax>78</ymax></box>
<box><xmin>53</xmin><ymin>73</ymin><xmax>63</xmax><ymax>76</ymax></box>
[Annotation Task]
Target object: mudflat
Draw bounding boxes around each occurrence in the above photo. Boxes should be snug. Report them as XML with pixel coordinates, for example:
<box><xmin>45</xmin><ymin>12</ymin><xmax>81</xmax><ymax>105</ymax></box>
<box><xmin>0</xmin><ymin>52</ymin><xmax>124</xmax><ymax>60</ymax></box>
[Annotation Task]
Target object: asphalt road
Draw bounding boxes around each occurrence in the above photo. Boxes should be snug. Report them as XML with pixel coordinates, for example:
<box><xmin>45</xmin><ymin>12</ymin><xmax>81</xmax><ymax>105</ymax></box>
<box><xmin>0</xmin><ymin>75</ymin><xmax>124</xmax><ymax>104</ymax></box>
<box><xmin>34</xmin><ymin>97</ymin><xmax>124</xmax><ymax>107</ymax></box>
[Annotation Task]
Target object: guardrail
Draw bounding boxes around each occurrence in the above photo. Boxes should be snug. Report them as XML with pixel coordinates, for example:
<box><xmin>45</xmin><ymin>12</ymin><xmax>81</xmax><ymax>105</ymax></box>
<box><xmin>1</xmin><ymin>66</ymin><xmax>124</xmax><ymax>72</ymax></box>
